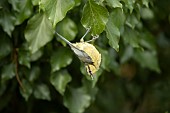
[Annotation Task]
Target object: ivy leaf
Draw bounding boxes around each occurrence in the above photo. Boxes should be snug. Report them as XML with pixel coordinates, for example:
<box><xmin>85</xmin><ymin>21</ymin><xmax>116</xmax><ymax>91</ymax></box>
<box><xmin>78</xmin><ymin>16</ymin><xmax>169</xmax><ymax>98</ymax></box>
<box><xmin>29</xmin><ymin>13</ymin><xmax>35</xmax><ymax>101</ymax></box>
<box><xmin>81</xmin><ymin>0</ymin><xmax>109</xmax><ymax>35</ymax></box>
<box><xmin>28</xmin><ymin>66</ymin><xmax>40</xmax><ymax>82</ymax></box>
<box><xmin>40</xmin><ymin>0</ymin><xmax>75</xmax><ymax>27</ymax></box>
<box><xmin>20</xmin><ymin>79</ymin><xmax>33</xmax><ymax>101</ymax></box>
<box><xmin>133</xmin><ymin>50</ymin><xmax>160</xmax><ymax>73</ymax></box>
<box><xmin>18</xmin><ymin>49</ymin><xmax>31</xmax><ymax>68</ymax></box>
<box><xmin>64</xmin><ymin>87</ymin><xmax>91</xmax><ymax>113</ymax></box>
<box><xmin>126</xmin><ymin>14</ymin><xmax>139</xmax><ymax>29</ymax></box>
<box><xmin>50</xmin><ymin>47</ymin><xmax>73</xmax><ymax>72</ymax></box>
<box><xmin>0</xmin><ymin>1</ymin><xmax>16</xmax><ymax>36</ymax></box>
<box><xmin>122</xmin><ymin>0</ymin><xmax>135</xmax><ymax>13</ymax></box>
<box><xmin>25</xmin><ymin>13</ymin><xmax>53</xmax><ymax>53</ymax></box>
<box><xmin>50</xmin><ymin>70</ymin><xmax>72</xmax><ymax>95</ymax></box>
<box><xmin>106</xmin><ymin>8</ymin><xmax>125</xmax><ymax>51</ymax></box>
<box><xmin>56</xmin><ymin>18</ymin><xmax>78</xmax><ymax>46</ymax></box>
<box><xmin>123</xmin><ymin>26</ymin><xmax>140</xmax><ymax>48</ymax></box>
<box><xmin>0</xmin><ymin>33</ymin><xmax>12</xmax><ymax>60</ymax></box>
<box><xmin>142</xmin><ymin>0</ymin><xmax>149</xmax><ymax>7</ymax></box>
<box><xmin>105</xmin><ymin>0</ymin><xmax>122</xmax><ymax>8</ymax></box>
<box><xmin>33</xmin><ymin>84</ymin><xmax>51</xmax><ymax>100</ymax></box>
<box><xmin>8</xmin><ymin>0</ymin><xmax>33</xmax><ymax>25</ymax></box>
<box><xmin>1</xmin><ymin>63</ymin><xmax>15</xmax><ymax>84</ymax></box>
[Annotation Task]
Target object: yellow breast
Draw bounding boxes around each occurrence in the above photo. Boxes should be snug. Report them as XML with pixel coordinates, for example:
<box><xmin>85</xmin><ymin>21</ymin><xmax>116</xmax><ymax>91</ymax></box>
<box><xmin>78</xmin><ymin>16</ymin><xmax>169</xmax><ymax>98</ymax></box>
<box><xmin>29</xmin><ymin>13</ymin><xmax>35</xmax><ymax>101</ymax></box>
<box><xmin>72</xmin><ymin>42</ymin><xmax>101</xmax><ymax>75</ymax></box>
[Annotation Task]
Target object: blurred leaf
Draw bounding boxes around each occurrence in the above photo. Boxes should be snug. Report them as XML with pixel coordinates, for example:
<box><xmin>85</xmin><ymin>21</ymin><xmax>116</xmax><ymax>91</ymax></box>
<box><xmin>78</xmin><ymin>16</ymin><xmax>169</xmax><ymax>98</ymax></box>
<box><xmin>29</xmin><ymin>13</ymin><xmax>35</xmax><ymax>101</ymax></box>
<box><xmin>56</xmin><ymin>18</ymin><xmax>78</xmax><ymax>46</ymax></box>
<box><xmin>30</xmin><ymin>50</ymin><xmax>43</xmax><ymax>61</ymax></box>
<box><xmin>28</xmin><ymin>66</ymin><xmax>40</xmax><ymax>82</ymax></box>
<box><xmin>50</xmin><ymin>70</ymin><xmax>72</xmax><ymax>95</ymax></box>
<box><xmin>0</xmin><ymin>1</ymin><xmax>16</xmax><ymax>36</ymax></box>
<box><xmin>126</xmin><ymin>13</ymin><xmax>139</xmax><ymax>29</ymax></box>
<box><xmin>123</xmin><ymin>26</ymin><xmax>140</xmax><ymax>48</ymax></box>
<box><xmin>25</xmin><ymin>13</ymin><xmax>53</xmax><ymax>53</ymax></box>
<box><xmin>50</xmin><ymin>47</ymin><xmax>73</xmax><ymax>72</ymax></box>
<box><xmin>18</xmin><ymin>49</ymin><xmax>31</xmax><ymax>68</ymax></box>
<box><xmin>64</xmin><ymin>87</ymin><xmax>91</xmax><ymax>113</ymax></box>
<box><xmin>142</xmin><ymin>0</ymin><xmax>149</xmax><ymax>7</ymax></box>
<box><xmin>105</xmin><ymin>0</ymin><xmax>122</xmax><ymax>8</ymax></box>
<box><xmin>140</xmin><ymin>31</ymin><xmax>156</xmax><ymax>51</ymax></box>
<box><xmin>106</xmin><ymin>8</ymin><xmax>125</xmax><ymax>51</ymax></box>
<box><xmin>40</xmin><ymin>0</ymin><xmax>75</xmax><ymax>27</ymax></box>
<box><xmin>0</xmin><ymin>85</ymin><xmax>6</xmax><ymax>97</ymax></box>
<box><xmin>122</xmin><ymin>0</ymin><xmax>135</xmax><ymax>13</ymax></box>
<box><xmin>141</xmin><ymin>8</ymin><xmax>154</xmax><ymax>20</ymax></box>
<box><xmin>8</xmin><ymin>0</ymin><xmax>33</xmax><ymax>25</ymax></box>
<box><xmin>120</xmin><ymin>46</ymin><xmax>134</xmax><ymax>63</ymax></box>
<box><xmin>1</xmin><ymin>63</ymin><xmax>15</xmax><ymax>84</ymax></box>
<box><xmin>133</xmin><ymin>50</ymin><xmax>160</xmax><ymax>73</ymax></box>
<box><xmin>81</xmin><ymin>0</ymin><xmax>109</xmax><ymax>35</ymax></box>
<box><xmin>31</xmin><ymin>0</ymin><xmax>39</xmax><ymax>6</ymax></box>
<box><xmin>0</xmin><ymin>33</ymin><xmax>12</xmax><ymax>60</ymax></box>
<box><xmin>20</xmin><ymin>79</ymin><xmax>33</xmax><ymax>101</ymax></box>
<box><xmin>33</xmin><ymin>83</ymin><xmax>51</xmax><ymax>100</ymax></box>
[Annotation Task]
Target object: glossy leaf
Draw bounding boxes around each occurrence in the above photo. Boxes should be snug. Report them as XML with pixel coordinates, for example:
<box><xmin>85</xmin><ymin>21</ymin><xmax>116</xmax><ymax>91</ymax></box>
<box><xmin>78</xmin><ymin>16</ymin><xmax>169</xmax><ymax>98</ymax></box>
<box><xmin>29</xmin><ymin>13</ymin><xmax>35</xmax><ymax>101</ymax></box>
<box><xmin>81</xmin><ymin>0</ymin><xmax>109</xmax><ymax>35</ymax></box>
<box><xmin>56</xmin><ymin>18</ymin><xmax>78</xmax><ymax>46</ymax></box>
<box><xmin>0</xmin><ymin>2</ymin><xmax>16</xmax><ymax>36</ymax></box>
<box><xmin>106</xmin><ymin>8</ymin><xmax>125</xmax><ymax>51</ymax></box>
<box><xmin>64</xmin><ymin>87</ymin><xmax>91</xmax><ymax>113</ymax></box>
<box><xmin>105</xmin><ymin>0</ymin><xmax>122</xmax><ymax>8</ymax></box>
<box><xmin>50</xmin><ymin>70</ymin><xmax>72</xmax><ymax>95</ymax></box>
<box><xmin>40</xmin><ymin>0</ymin><xmax>75</xmax><ymax>27</ymax></box>
<box><xmin>50</xmin><ymin>47</ymin><xmax>73</xmax><ymax>72</ymax></box>
<box><xmin>33</xmin><ymin>84</ymin><xmax>51</xmax><ymax>100</ymax></box>
<box><xmin>8</xmin><ymin>0</ymin><xmax>33</xmax><ymax>25</ymax></box>
<box><xmin>25</xmin><ymin>13</ymin><xmax>53</xmax><ymax>53</ymax></box>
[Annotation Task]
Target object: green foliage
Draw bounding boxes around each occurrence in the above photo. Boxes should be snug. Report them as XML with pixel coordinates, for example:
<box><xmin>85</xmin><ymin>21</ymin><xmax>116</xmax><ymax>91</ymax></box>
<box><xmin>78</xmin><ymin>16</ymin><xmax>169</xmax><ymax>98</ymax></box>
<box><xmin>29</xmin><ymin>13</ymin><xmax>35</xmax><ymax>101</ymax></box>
<box><xmin>0</xmin><ymin>0</ymin><xmax>170</xmax><ymax>113</ymax></box>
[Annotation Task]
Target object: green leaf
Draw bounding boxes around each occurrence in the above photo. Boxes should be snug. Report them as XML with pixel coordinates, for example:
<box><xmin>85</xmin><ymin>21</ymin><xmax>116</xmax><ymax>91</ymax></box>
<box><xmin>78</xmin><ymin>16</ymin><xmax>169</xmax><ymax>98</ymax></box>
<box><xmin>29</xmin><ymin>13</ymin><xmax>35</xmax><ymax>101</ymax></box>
<box><xmin>50</xmin><ymin>70</ymin><xmax>72</xmax><ymax>95</ymax></box>
<box><xmin>133</xmin><ymin>50</ymin><xmax>160</xmax><ymax>73</ymax></box>
<box><xmin>126</xmin><ymin>14</ymin><xmax>139</xmax><ymax>29</ymax></box>
<box><xmin>0</xmin><ymin>33</ymin><xmax>12</xmax><ymax>60</ymax></box>
<box><xmin>1</xmin><ymin>63</ymin><xmax>15</xmax><ymax>84</ymax></box>
<box><xmin>33</xmin><ymin>83</ymin><xmax>51</xmax><ymax>100</ymax></box>
<box><xmin>81</xmin><ymin>0</ymin><xmax>109</xmax><ymax>35</ymax></box>
<box><xmin>28</xmin><ymin>66</ymin><xmax>40</xmax><ymax>82</ymax></box>
<box><xmin>40</xmin><ymin>0</ymin><xmax>75</xmax><ymax>27</ymax></box>
<box><xmin>0</xmin><ymin>1</ymin><xmax>16</xmax><ymax>36</ymax></box>
<box><xmin>31</xmin><ymin>0</ymin><xmax>39</xmax><ymax>6</ymax></box>
<box><xmin>50</xmin><ymin>47</ymin><xmax>73</xmax><ymax>72</ymax></box>
<box><xmin>122</xmin><ymin>0</ymin><xmax>135</xmax><ymax>13</ymax></box>
<box><xmin>105</xmin><ymin>0</ymin><xmax>122</xmax><ymax>8</ymax></box>
<box><xmin>64</xmin><ymin>87</ymin><xmax>91</xmax><ymax>113</ymax></box>
<box><xmin>106</xmin><ymin>8</ymin><xmax>125</xmax><ymax>51</ymax></box>
<box><xmin>56</xmin><ymin>18</ymin><xmax>78</xmax><ymax>46</ymax></box>
<box><xmin>18</xmin><ymin>49</ymin><xmax>31</xmax><ymax>68</ymax></box>
<box><xmin>123</xmin><ymin>26</ymin><xmax>140</xmax><ymax>48</ymax></box>
<box><xmin>8</xmin><ymin>0</ymin><xmax>33</xmax><ymax>25</ymax></box>
<box><xmin>25</xmin><ymin>13</ymin><xmax>53</xmax><ymax>53</ymax></box>
<box><xmin>20</xmin><ymin>79</ymin><xmax>33</xmax><ymax>101</ymax></box>
<box><xmin>142</xmin><ymin>0</ymin><xmax>149</xmax><ymax>7</ymax></box>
